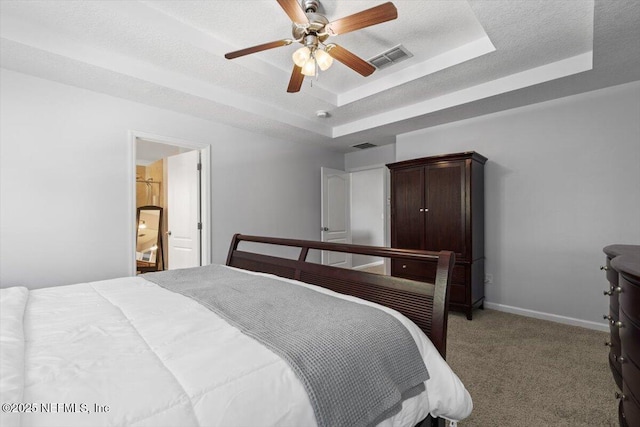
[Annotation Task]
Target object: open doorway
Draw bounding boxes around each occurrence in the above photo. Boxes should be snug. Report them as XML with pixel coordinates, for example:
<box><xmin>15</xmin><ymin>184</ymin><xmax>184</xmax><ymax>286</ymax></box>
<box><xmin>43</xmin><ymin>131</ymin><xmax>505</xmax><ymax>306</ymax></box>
<box><xmin>321</xmin><ymin>165</ymin><xmax>389</xmax><ymax>275</ymax></box>
<box><xmin>350</xmin><ymin>167</ymin><xmax>388</xmax><ymax>274</ymax></box>
<box><xmin>130</xmin><ymin>131</ymin><xmax>211</xmax><ymax>276</ymax></box>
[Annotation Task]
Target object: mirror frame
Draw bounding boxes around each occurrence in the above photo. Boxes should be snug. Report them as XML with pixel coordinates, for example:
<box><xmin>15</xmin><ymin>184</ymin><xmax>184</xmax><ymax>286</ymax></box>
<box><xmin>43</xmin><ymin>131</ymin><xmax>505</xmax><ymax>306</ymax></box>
<box><xmin>136</xmin><ymin>205</ymin><xmax>164</xmax><ymax>273</ymax></box>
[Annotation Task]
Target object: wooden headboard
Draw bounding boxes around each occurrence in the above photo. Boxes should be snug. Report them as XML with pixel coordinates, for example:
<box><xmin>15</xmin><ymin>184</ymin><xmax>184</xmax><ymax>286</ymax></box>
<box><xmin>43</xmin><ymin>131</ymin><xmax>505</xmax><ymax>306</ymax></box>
<box><xmin>226</xmin><ymin>234</ymin><xmax>455</xmax><ymax>359</ymax></box>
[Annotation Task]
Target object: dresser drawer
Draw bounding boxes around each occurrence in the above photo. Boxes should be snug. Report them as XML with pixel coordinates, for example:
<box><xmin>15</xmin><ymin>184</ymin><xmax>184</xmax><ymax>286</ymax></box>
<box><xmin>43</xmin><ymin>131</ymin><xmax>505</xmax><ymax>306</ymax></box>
<box><xmin>609</xmin><ymin>351</ymin><xmax>623</xmax><ymax>390</ymax></box>
<box><xmin>610</xmin><ymin>324</ymin><xmax>622</xmax><ymax>358</ymax></box>
<box><xmin>620</xmin><ymin>311</ymin><xmax>640</xmax><ymax>363</ymax></box>
<box><xmin>609</xmin><ymin>295</ymin><xmax>620</xmax><ymax>317</ymax></box>
<box><xmin>620</xmin><ymin>312</ymin><xmax>640</xmax><ymax>403</ymax></box>
<box><xmin>622</xmin><ymin>358</ymin><xmax>640</xmax><ymax>405</ymax></box>
<box><xmin>605</xmin><ymin>258</ymin><xmax>618</xmax><ymax>284</ymax></box>
<box><xmin>609</xmin><ymin>309</ymin><xmax>622</xmax><ymax>360</ymax></box>
<box><xmin>622</xmin><ymin>382</ymin><xmax>640</xmax><ymax>427</ymax></box>
<box><xmin>620</xmin><ymin>275</ymin><xmax>640</xmax><ymax>325</ymax></box>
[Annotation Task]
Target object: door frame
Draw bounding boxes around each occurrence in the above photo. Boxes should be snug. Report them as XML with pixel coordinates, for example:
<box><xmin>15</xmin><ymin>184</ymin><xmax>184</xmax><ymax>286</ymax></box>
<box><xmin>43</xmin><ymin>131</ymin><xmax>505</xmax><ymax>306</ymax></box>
<box><xmin>128</xmin><ymin>130</ymin><xmax>211</xmax><ymax>276</ymax></box>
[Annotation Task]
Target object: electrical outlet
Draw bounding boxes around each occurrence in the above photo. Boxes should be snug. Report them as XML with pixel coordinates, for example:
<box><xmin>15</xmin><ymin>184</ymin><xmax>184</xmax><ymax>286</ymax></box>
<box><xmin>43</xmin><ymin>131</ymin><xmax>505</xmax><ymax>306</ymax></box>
<box><xmin>484</xmin><ymin>274</ymin><xmax>493</xmax><ymax>284</ymax></box>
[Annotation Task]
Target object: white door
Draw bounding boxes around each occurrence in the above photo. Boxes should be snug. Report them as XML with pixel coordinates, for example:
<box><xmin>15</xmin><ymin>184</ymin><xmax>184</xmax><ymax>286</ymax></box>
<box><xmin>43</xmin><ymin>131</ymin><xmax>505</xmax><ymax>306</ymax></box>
<box><xmin>321</xmin><ymin>167</ymin><xmax>352</xmax><ymax>267</ymax></box>
<box><xmin>167</xmin><ymin>150</ymin><xmax>200</xmax><ymax>269</ymax></box>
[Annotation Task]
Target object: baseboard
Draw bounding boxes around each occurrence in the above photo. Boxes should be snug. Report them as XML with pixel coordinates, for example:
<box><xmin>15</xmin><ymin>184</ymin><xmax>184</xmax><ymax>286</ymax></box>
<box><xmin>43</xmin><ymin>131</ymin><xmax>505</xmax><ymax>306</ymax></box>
<box><xmin>483</xmin><ymin>302</ymin><xmax>609</xmax><ymax>332</ymax></box>
<box><xmin>352</xmin><ymin>260</ymin><xmax>384</xmax><ymax>271</ymax></box>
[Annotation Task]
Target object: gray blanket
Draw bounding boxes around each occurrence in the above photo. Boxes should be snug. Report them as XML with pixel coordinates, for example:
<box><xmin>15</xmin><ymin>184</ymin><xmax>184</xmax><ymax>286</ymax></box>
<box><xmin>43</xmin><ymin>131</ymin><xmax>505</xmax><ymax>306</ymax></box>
<box><xmin>144</xmin><ymin>264</ymin><xmax>429</xmax><ymax>427</ymax></box>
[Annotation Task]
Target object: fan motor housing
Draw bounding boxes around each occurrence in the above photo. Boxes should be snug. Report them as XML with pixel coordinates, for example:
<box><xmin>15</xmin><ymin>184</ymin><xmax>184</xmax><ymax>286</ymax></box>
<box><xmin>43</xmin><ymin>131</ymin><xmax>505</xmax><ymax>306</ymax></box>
<box><xmin>292</xmin><ymin>12</ymin><xmax>329</xmax><ymax>43</ymax></box>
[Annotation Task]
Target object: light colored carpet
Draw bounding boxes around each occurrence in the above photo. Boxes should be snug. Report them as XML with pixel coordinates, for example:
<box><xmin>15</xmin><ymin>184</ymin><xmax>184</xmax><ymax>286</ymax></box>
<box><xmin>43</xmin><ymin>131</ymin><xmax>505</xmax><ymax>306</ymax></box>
<box><xmin>446</xmin><ymin>309</ymin><xmax>619</xmax><ymax>426</ymax></box>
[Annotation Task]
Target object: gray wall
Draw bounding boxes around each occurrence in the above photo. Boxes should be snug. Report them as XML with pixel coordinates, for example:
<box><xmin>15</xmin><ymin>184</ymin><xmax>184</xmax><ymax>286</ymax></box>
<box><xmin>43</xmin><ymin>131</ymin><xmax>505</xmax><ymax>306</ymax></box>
<box><xmin>395</xmin><ymin>81</ymin><xmax>640</xmax><ymax>329</ymax></box>
<box><xmin>0</xmin><ymin>69</ymin><xmax>343</xmax><ymax>289</ymax></box>
<box><xmin>345</xmin><ymin>144</ymin><xmax>395</xmax><ymax>171</ymax></box>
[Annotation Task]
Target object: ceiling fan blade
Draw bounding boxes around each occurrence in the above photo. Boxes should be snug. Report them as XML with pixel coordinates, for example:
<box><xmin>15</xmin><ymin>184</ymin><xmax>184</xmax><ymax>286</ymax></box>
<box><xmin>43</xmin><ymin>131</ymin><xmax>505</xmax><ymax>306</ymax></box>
<box><xmin>327</xmin><ymin>44</ymin><xmax>375</xmax><ymax>77</ymax></box>
<box><xmin>325</xmin><ymin>2</ymin><xmax>397</xmax><ymax>36</ymax></box>
<box><xmin>287</xmin><ymin>65</ymin><xmax>304</xmax><ymax>93</ymax></box>
<box><xmin>276</xmin><ymin>0</ymin><xmax>309</xmax><ymax>24</ymax></box>
<box><xmin>225</xmin><ymin>39</ymin><xmax>291</xmax><ymax>60</ymax></box>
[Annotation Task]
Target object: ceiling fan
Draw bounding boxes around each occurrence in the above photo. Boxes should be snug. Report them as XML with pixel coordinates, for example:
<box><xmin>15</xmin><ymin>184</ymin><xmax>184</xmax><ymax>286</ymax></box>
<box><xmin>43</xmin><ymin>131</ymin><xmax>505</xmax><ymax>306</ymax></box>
<box><xmin>224</xmin><ymin>0</ymin><xmax>398</xmax><ymax>93</ymax></box>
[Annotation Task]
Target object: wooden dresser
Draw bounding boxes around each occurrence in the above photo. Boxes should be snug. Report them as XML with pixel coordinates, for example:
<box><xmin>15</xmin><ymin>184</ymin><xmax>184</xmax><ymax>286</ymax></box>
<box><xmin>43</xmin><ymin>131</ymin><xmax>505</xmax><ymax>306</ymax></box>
<box><xmin>387</xmin><ymin>152</ymin><xmax>487</xmax><ymax>320</ymax></box>
<box><xmin>603</xmin><ymin>244</ymin><xmax>640</xmax><ymax>427</ymax></box>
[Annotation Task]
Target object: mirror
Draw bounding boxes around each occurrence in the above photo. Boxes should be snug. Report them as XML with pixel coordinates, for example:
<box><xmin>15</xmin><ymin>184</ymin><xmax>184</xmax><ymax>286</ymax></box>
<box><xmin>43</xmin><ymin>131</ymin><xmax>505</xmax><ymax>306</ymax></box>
<box><xmin>136</xmin><ymin>205</ymin><xmax>163</xmax><ymax>272</ymax></box>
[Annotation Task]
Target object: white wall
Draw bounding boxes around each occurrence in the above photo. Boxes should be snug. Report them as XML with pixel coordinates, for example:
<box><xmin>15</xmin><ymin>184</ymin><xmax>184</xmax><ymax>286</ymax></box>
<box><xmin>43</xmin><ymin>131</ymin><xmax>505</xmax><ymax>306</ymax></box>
<box><xmin>0</xmin><ymin>69</ymin><xmax>343</xmax><ymax>289</ymax></box>
<box><xmin>350</xmin><ymin>168</ymin><xmax>385</xmax><ymax>267</ymax></box>
<box><xmin>395</xmin><ymin>81</ymin><xmax>640</xmax><ymax>329</ymax></box>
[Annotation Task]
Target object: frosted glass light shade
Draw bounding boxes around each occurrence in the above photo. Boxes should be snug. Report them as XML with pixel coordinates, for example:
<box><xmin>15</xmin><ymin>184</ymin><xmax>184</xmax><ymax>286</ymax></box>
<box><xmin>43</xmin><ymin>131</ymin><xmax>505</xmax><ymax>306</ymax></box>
<box><xmin>292</xmin><ymin>47</ymin><xmax>311</xmax><ymax>67</ymax></box>
<box><xmin>315</xmin><ymin>49</ymin><xmax>333</xmax><ymax>71</ymax></box>
<box><xmin>301</xmin><ymin>58</ymin><xmax>316</xmax><ymax>76</ymax></box>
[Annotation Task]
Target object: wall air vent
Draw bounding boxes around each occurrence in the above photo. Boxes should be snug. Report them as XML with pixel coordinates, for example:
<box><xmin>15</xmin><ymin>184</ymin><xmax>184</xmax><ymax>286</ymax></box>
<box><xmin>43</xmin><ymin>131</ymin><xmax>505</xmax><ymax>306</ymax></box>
<box><xmin>368</xmin><ymin>44</ymin><xmax>413</xmax><ymax>70</ymax></box>
<box><xmin>352</xmin><ymin>142</ymin><xmax>377</xmax><ymax>150</ymax></box>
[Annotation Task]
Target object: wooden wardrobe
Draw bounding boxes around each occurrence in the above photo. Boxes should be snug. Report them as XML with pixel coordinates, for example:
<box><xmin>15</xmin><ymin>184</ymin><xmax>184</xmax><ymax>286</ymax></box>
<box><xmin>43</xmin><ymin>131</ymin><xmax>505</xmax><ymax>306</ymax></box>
<box><xmin>387</xmin><ymin>151</ymin><xmax>487</xmax><ymax>320</ymax></box>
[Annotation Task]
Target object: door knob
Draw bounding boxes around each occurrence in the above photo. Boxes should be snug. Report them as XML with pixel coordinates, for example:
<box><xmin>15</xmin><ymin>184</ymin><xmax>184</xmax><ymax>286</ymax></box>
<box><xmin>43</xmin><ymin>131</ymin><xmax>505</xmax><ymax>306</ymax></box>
<box><xmin>166</xmin><ymin>231</ymin><xmax>172</xmax><ymax>236</ymax></box>
<box><xmin>321</xmin><ymin>227</ymin><xmax>329</xmax><ymax>231</ymax></box>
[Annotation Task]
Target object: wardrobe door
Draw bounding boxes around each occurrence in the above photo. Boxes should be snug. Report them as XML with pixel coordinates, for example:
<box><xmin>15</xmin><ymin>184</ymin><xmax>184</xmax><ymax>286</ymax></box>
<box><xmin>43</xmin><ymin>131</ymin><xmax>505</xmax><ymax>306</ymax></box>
<box><xmin>424</xmin><ymin>161</ymin><xmax>466</xmax><ymax>258</ymax></box>
<box><xmin>391</xmin><ymin>166</ymin><xmax>425</xmax><ymax>250</ymax></box>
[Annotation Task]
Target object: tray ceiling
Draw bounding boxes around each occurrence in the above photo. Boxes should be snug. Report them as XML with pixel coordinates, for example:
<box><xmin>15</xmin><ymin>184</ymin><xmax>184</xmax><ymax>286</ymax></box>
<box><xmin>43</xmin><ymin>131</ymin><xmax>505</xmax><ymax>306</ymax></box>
<box><xmin>1</xmin><ymin>0</ymin><xmax>639</xmax><ymax>152</ymax></box>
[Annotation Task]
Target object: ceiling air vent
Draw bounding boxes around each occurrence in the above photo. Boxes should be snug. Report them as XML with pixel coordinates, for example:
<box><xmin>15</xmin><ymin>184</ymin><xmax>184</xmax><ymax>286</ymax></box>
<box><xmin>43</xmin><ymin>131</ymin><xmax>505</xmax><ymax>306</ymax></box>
<box><xmin>368</xmin><ymin>44</ymin><xmax>413</xmax><ymax>70</ymax></box>
<box><xmin>352</xmin><ymin>142</ymin><xmax>377</xmax><ymax>150</ymax></box>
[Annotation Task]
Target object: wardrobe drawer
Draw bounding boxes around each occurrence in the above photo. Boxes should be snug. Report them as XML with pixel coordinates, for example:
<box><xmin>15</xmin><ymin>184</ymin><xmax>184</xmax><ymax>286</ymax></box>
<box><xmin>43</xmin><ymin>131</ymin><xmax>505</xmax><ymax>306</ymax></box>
<box><xmin>391</xmin><ymin>260</ymin><xmax>466</xmax><ymax>285</ymax></box>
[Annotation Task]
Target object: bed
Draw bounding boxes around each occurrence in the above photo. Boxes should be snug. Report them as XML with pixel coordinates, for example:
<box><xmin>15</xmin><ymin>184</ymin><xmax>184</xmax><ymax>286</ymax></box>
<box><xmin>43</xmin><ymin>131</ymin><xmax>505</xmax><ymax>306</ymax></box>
<box><xmin>0</xmin><ymin>234</ymin><xmax>472</xmax><ymax>427</ymax></box>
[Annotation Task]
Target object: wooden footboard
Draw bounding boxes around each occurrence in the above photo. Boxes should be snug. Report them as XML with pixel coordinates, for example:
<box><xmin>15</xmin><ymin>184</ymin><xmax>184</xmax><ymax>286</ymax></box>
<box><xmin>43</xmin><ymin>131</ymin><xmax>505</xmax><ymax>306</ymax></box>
<box><xmin>226</xmin><ymin>234</ymin><xmax>455</xmax><ymax>359</ymax></box>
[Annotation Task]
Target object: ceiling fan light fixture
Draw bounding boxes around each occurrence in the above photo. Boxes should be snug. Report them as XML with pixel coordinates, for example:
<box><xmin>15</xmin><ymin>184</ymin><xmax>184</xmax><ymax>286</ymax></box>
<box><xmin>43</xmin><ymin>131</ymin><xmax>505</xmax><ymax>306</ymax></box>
<box><xmin>315</xmin><ymin>48</ymin><xmax>333</xmax><ymax>71</ymax></box>
<box><xmin>301</xmin><ymin>57</ymin><xmax>316</xmax><ymax>76</ymax></box>
<box><xmin>224</xmin><ymin>1</ymin><xmax>398</xmax><ymax>92</ymax></box>
<box><xmin>292</xmin><ymin>46</ymin><xmax>311</xmax><ymax>67</ymax></box>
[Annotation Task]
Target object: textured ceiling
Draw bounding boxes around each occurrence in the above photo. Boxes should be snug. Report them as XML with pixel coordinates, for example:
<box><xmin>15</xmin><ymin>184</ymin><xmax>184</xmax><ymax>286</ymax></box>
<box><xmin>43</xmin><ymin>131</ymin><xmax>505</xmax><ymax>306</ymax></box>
<box><xmin>1</xmin><ymin>0</ymin><xmax>639</xmax><ymax>152</ymax></box>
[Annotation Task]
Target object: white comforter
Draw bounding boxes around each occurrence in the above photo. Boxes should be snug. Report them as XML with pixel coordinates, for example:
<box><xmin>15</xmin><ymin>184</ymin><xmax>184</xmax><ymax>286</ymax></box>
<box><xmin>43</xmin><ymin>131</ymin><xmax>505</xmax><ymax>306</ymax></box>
<box><xmin>0</xmin><ymin>268</ymin><xmax>472</xmax><ymax>427</ymax></box>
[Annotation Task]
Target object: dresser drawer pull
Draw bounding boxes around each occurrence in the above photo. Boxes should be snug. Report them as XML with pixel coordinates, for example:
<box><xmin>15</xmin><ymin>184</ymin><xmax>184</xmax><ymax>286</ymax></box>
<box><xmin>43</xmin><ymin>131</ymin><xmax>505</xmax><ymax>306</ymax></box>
<box><xmin>603</xmin><ymin>287</ymin><xmax>622</xmax><ymax>296</ymax></box>
<box><xmin>615</xmin><ymin>392</ymin><xmax>626</xmax><ymax>401</ymax></box>
<box><xmin>613</xmin><ymin>354</ymin><xmax>626</xmax><ymax>363</ymax></box>
<box><xmin>604</xmin><ymin>341</ymin><xmax>612</xmax><ymax>347</ymax></box>
<box><xmin>402</xmin><ymin>264</ymin><xmax>407</xmax><ymax>269</ymax></box>
<box><xmin>600</xmin><ymin>265</ymin><xmax>609</xmax><ymax>271</ymax></box>
<box><xmin>603</xmin><ymin>314</ymin><xmax>613</xmax><ymax>321</ymax></box>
